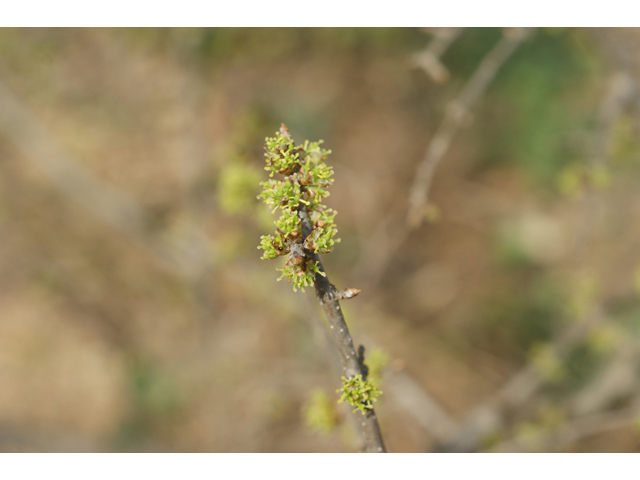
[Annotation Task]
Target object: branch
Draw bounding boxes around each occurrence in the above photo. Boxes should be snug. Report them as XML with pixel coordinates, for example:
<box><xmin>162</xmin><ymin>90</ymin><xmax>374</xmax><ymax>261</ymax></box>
<box><xmin>440</xmin><ymin>307</ymin><xmax>607</xmax><ymax>452</ymax></box>
<box><xmin>568</xmin><ymin>338</ymin><xmax>639</xmax><ymax>417</ymax></box>
<box><xmin>407</xmin><ymin>28</ymin><xmax>533</xmax><ymax>228</ymax></box>
<box><xmin>353</xmin><ymin>332</ymin><xmax>459</xmax><ymax>444</ymax></box>
<box><xmin>440</xmin><ymin>74</ymin><xmax>637</xmax><ymax>449</ymax></box>
<box><xmin>572</xmin><ymin>71</ymin><xmax>637</xmax><ymax>261</ymax></box>
<box><xmin>298</xmin><ymin>206</ymin><xmax>386</xmax><ymax>453</ymax></box>
<box><xmin>410</xmin><ymin>28</ymin><xmax>465</xmax><ymax>84</ymax></box>
<box><xmin>355</xmin><ymin>28</ymin><xmax>533</xmax><ymax>286</ymax></box>
<box><xmin>491</xmin><ymin>394</ymin><xmax>640</xmax><ymax>452</ymax></box>
<box><xmin>385</xmin><ymin>368</ymin><xmax>459</xmax><ymax>442</ymax></box>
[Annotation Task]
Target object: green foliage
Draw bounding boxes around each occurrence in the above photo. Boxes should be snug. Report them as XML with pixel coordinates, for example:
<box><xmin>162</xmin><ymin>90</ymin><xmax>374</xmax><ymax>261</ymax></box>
<box><xmin>336</xmin><ymin>375</ymin><xmax>382</xmax><ymax>414</ymax></box>
<box><xmin>586</xmin><ymin>323</ymin><xmax>621</xmax><ymax>355</ymax></box>
<box><xmin>529</xmin><ymin>342</ymin><xmax>565</xmax><ymax>383</ymax></box>
<box><xmin>218</xmin><ymin>163</ymin><xmax>263</xmax><ymax>215</ymax></box>
<box><xmin>257</xmin><ymin>125</ymin><xmax>340</xmax><ymax>292</ymax></box>
<box><xmin>566</xmin><ymin>273</ymin><xmax>599</xmax><ymax>320</ymax></box>
<box><xmin>303</xmin><ymin>389</ymin><xmax>339</xmax><ymax>434</ymax></box>
<box><xmin>557</xmin><ymin>163</ymin><xmax>612</xmax><ymax>199</ymax></box>
<box><xmin>474</xmin><ymin>29</ymin><xmax>601</xmax><ymax>186</ymax></box>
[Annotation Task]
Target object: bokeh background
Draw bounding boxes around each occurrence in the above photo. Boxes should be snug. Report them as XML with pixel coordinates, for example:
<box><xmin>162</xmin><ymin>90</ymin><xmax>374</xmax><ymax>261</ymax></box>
<box><xmin>1</xmin><ymin>27</ymin><xmax>640</xmax><ymax>452</ymax></box>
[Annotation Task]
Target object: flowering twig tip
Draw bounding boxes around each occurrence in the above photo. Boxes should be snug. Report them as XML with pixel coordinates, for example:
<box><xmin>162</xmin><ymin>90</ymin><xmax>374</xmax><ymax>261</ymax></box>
<box><xmin>258</xmin><ymin>125</ymin><xmax>339</xmax><ymax>292</ymax></box>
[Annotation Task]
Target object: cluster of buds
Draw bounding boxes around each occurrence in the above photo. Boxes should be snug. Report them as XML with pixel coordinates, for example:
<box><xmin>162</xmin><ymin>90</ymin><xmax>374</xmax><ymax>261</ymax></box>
<box><xmin>258</xmin><ymin>124</ymin><xmax>340</xmax><ymax>291</ymax></box>
<box><xmin>336</xmin><ymin>375</ymin><xmax>382</xmax><ymax>415</ymax></box>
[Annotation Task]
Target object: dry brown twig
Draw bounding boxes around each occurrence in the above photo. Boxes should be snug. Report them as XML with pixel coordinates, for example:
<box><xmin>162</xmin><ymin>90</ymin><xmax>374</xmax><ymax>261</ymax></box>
<box><xmin>443</xmin><ymin>69</ymin><xmax>640</xmax><ymax>452</ymax></box>
<box><xmin>407</xmin><ymin>27</ymin><xmax>533</xmax><ymax>228</ymax></box>
<box><xmin>349</xmin><ymin>28</ymin><xmax>536</xmax><ymax>448</ymax></box>
<box><xmin>297</xmin><ymin>205</ymin><xmax>386</xmax><ymax>452</ymax></box>
<box><xmin>441</xmin><ymin>307</ymin><xmax>607</xmax><ymax>452</ymax></box>
<box><xmin>355</xmin><ymin>28</ymin><xmax>533</xmax><ymax>287</ymax></box>
<box><xmin>572</xmin><ymin>71</ymin><xmax>637</xmax><ymax>260</ymax></box>
<box><xmin>490</xmin><ymin>393</ymin><xmax>640</xmax><ymax>453</ymax></box>
<box><xmin>410</xmin><ymin>28</ymin><xmax>465</xmax><ymax>84</ymax></box>
<box><xmin>360</xmin><ymin>34</ymin><xmax>640</xmax><ymax>453</ymax></box>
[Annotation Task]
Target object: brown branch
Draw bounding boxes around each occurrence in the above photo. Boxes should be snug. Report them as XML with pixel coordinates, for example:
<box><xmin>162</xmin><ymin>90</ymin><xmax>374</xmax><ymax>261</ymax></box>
<box><xmin>410</xmin><ymin>28</ymin><xmax>465</xmax><ymax>84</ymax></box>
<box><xmin>407</xmin><ymin>27</ymin><xmax>533</xmax><ymax>228</ymax></box>
<box><xmin>355</xmin><ymin>28</ymin><xmax>533</xmax><ymax>287</ymax></box>
<box><xmin>440</xmin><ymin>307</ymin><xmax>607</xmax><ymax>452</ymax></box>
<box><xmin>298</xmin><ymin>206</ymin><xmax>386</xmax><ymax>453</ymax></box>
<box><xmin>572</xmin><ymin>71</ymin><xmax>637</xmax><ymax>261</ymax></box>
<box><xmin>490</xmin><ymin>394</ymin><xmax>640</xmax><ymax>453</ymax></box>
<box><xmin>439</xmin><ymin>74</ymin><xmax>639</xmax><ymax>452</ymax></box>
<box><xmin>355</xmin><ymin>332</ymin><xmax>459</xmax><ymax>444</ymax></box>
<box><xmin>385</xmin><ymin>368</ymin><xmax>459</xmax><ymax>442</ymax></box>
<box><xmin>568</xmin><ymin>338</ymin><xmax>639</xmax><ymax>418</ymax></box>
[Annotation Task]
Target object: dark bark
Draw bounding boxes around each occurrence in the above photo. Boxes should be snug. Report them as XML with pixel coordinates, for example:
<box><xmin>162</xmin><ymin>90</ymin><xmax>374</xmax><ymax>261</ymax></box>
<box><xmin>298</xmin><ymin>206</ymin><xmax>386</xmax><ymax>453</ymax></box>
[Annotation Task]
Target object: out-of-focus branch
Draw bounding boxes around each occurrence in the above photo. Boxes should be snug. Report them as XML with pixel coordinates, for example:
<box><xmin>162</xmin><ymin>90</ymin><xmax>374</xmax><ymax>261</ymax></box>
<box><xmin>488</xmin><ymin>334</ymin><xmax>640</xmax><ymax>452</ymax></box>
<box><xmin>438</xmin><ymin>69</ymin><xmax>640</xmax><ymax>453</ymax></box>
<box><xmin>594</xmin><ymin>72</ymin><xmax>637</xmax><ymax>165</ymax></box>
<box><xmin>0</xmin><ymin>78</ymin><xmax>213</xmax><ymax>282</ymax></box>
<box><xmin>440</xmin><ymin>307</ymin><xmax>606</xmax><ymax>452</ymax></box>
<box><xmin>384</xmin><ymin>368</ymin><xmax>459</xmax><ymax>442</ymax></box>
<box><xmin>482</xmin><ymin>34</ymin><xmax>640</xmax><ymax>454</ymax></box>
<box><xmin>568</xmin><ymin>336</ymin><xmax>639</xmax><ymax>417</ymax></box>
<box><xmin>410</xmin><ymin>28</ymin><xmax>465</xmax><ymax>84</ymax></box>
<box><xmin>407</xmin><ymin>28</ymin><xmax>533</xmax><ymax>228</ymax></box>
<box><xmin>491</xmin><ymin>394</ymin><xmax>640</xmax><ymax>453</ymax></box>
<box><xmin>572</xmin><ymin>71</ymin><xmax>637</xmax><ymax>260</ymax></box>
<box><xmin>350</xmin><ymin>29</ymin><xmax>536</xmax><ymax>445</ymax></box>
<box><xmin>355</xmin><ymin>28</ymin><xmax>533</xmax><ymax>288</ymax></box>
<box><xmin>353</xmin><ymin>331</ymin><xmax>459</xmax><ymax>443</ymax></box>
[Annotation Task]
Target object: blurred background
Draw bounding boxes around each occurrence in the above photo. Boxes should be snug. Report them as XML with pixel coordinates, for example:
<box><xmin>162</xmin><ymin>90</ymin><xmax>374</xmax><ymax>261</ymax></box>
<box><xmin>1</xmin><ymin>27</ymin><xmax>640</xmax><ymax>452</ymax></box>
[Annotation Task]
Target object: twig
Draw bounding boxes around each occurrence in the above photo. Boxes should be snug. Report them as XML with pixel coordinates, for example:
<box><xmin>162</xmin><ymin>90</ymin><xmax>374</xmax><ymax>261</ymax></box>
<box><xmin>298</xmin><ymin>206</ymin><xmax>386</xmax><ymax>453</ymax></box>
<box><xmin>568</xmin><ymin>337</ymin><xmax>639</xmax><ymax>417</ymax></box>
<box><xmin>491</xmin><ymin>394</ymin><xmax>640</xmax><ymax>453</ymax></box>
<box><xmin>355</xmin><ymin>28</ymin><xmax>533</xmax><ymax>286</ymax></box>
<box><xmin>572</xmin><ymin>71</ymin><xmax>637</xmax><ymax>261</ymax></box>
<box><xmin>407</xmin><ymin>28</ymin><xmax>533</xmax><ymax>228</ymax></box>
<box><xmin>410</xmin><ymin>28</ymin><xmax>465</xmax><ymax>84</ymax></box>
<box><xmin>384</xmin><ymin>368</ymin><xmax>459</xmax><ymax>442</ymax></box>
<box><xmin>440</xmin><ymin>72</ymin><xmax>639</xmax><ymax>452</ymax></box>
<box><xmin>440</xmin><ymin>307</ymin><xmax>607</xmax><ymax>452</ymax></box>
<box><xmin>299</xmin><ymin>292</ymin><xmax>369</xmax><ymax>448</ymax></box>
<box><xmin>353</xmin><ymin>331</ymin><xmax>459</xmax><ymax>444</ymax></box>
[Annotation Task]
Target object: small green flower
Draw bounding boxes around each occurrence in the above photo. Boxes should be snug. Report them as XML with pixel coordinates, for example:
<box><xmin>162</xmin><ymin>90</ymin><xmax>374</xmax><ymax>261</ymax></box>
<box><xmin>258</xmin><ymin>124</ymin><xmax>339</xmax><ymax>292</ymax></box>
<box><xmin>336</xmin><ymin>375</ymin><xmax>382</xmax><ymax>414</ymax></box>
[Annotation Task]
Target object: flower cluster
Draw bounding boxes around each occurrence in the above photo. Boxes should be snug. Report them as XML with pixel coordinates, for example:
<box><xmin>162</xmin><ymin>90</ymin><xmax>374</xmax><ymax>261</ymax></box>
<box><xmin>258</xmin><ymin>124</ymin><xmax>340</xmax><ymax>291</ymax></box>
<box><xmin>336</xmin><ymin>375</ymin><xmax>382</xmax><ymax>415</ymax></box>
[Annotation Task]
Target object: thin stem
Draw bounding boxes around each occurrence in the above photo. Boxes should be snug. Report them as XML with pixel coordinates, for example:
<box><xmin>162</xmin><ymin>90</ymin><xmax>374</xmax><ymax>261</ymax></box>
<box><xmin>407</xmin><ymin>28</ymin><xmax>532</xmax><ymax>228</ymax></box>
<box><xmin>298</xmin><ymin>206</ymin><xmax>386</xmax><ymax>453</ymax></box>
<box><xmin>410</xmin><ymin>28</ymin><xmax>465</xmax><ymax>84</ymax></box>
<box><xmin>490</xmin><ymin>395</ymin><xmax>640</xmax><ymax>453</ymax></box>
